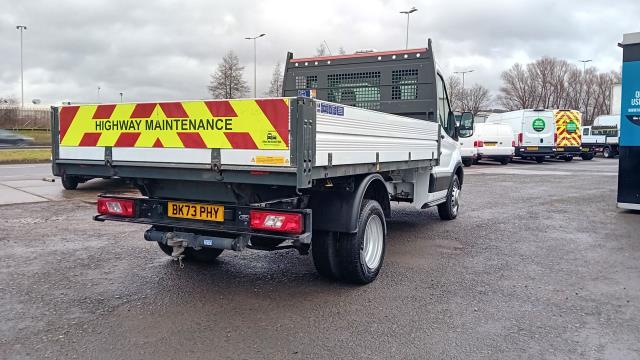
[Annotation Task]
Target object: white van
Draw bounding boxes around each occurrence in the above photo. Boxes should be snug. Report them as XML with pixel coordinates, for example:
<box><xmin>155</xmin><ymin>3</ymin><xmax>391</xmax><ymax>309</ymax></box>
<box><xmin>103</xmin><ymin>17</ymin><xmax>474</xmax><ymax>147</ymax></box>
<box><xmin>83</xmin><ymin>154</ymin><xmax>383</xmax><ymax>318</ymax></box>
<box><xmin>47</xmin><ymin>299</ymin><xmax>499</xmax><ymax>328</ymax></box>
<box><xmin>474</xmin><ymin>123</ymin><xmax>515</xmax><ymax>164</ymax></box>
<box><xmin>486</xmin><ymin>109</ymin><xmax>555</xmax><ymax>163</ymax></box>
<box><xmin>459</xmin><ymin>135</ymin><xmax>477</xmax><ymax>167</ymax></box>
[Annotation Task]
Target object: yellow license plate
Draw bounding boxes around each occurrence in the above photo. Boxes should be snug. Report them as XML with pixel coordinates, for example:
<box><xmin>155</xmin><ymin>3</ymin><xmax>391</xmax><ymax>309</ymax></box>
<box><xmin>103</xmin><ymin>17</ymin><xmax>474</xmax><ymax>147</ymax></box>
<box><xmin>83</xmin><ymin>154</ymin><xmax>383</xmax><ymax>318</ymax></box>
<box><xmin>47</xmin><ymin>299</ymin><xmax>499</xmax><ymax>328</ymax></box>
<box><xmin>526</xmin><ymin>146</ymin><xmax>538</xmax><ymax>151</ymax></box>
<box><xmin>484</xmin><ymin>142</ymin><xmax>497</xmax><ymax>147</ymax></box>
<box><xmin>556</xmin><ymin>148</ymin><xmax>564</xmax><ymax>152</ymax></box>
<box><xmin>168</xmin><ymin>202</ymin><xmax>224</xmax><ymax>222</ymax></box>
<box><xmin>582</xmin><ymin>147</ymin><xmax>589</xmax><ymax>151</ymax></box>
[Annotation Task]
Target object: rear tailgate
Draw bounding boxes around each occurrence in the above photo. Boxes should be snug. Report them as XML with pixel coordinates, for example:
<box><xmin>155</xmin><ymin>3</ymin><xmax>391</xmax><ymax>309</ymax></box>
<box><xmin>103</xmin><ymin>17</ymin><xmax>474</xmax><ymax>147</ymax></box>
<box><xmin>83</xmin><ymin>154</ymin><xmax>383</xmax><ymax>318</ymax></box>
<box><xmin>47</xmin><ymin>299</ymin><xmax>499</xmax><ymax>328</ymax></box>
<box><xmin>56</xmin><ymin>98</ymin><xmax>293</xmax><ymax>168</ymax></box>
<box><xmin>522</xmin><ymin>110</ymin><xmax>554</xmax><ymax>147</ymax></box>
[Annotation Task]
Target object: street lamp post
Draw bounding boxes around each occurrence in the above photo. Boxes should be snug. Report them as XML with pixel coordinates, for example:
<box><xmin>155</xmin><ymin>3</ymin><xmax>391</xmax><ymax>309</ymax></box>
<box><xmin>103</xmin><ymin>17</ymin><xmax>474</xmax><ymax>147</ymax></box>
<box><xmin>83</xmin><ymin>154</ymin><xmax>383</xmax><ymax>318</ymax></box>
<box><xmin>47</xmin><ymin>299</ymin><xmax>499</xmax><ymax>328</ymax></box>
<box><xmin>119</xmin><ymin>92</ymin><xmax>123</xmax><ymax>103</ymax></box>
<box><xmin>400</xmin><ymin>7</ymin><xmax>418</xmax><ymax>49</ymax></box>
<box><xmin>16</xmin><ymin>25</ymin><xmax>27</xmax><ymax>108</ymax></box>
<box><xmin>244</xmin><ymin>33</ymin><xmax>266</xmax><ymax>98</ymax></box>
<box><xmin>97</xmin><ymin>86</ymin><xmax>101</xmax><ymax>103</ymax></box>
<box><xmin>579</xmin><ymin>59</ymin><xmax>592</xmax><ymax>72</ymax></box>
<box><xmin>454</xmin><ymin>69</ymin><xmax>474</xmax><ymax>89</ymax></box>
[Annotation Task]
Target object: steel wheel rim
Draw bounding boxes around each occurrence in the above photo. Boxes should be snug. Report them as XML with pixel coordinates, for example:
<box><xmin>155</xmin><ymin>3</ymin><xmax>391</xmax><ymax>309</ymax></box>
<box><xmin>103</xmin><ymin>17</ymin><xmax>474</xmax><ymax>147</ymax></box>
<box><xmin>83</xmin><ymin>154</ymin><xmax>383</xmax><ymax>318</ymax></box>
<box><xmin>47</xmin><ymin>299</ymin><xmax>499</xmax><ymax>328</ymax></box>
<box><xmin>361</xmin><ymin>214</ymin><xmax>384</xmax><ymax>270</ymax></box>
<box><xmin>451</xmin><ymin>180</ymin><xmax>460</xmax><ymax>216</ymax></box>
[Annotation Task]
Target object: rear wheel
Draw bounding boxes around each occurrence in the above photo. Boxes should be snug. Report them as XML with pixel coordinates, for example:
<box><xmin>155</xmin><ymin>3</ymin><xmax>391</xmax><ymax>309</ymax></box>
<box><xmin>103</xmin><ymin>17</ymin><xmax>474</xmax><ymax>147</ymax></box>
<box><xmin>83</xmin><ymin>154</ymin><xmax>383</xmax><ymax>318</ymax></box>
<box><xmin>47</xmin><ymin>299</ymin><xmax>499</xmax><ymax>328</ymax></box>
<box><xmin>500</xmin><ymin>157</ymin><xmax>511</xmax><ymax>165</ymax></box>
<box><xmin>462</xmin><ymin>158</ymin><xmax>473</xmax><ymax>167</ymax></box>
<box><xmin>438</xmin><ymin>175</ymin><xmax>460</xmax><ymax>220</ymax></box>
<box><xmin>336</xmin><ymin>199</ymin><xmax>386</xmax><ymax>284</ymax></box>
<box><xmin>581</xmin><ymin>153</ymin><xmax>594</xmax><ymax>160</ymax></box>
<box><xmin>312</xmin><ymin>231</ymin><xmax>340</xmax><ymax>279</ymax></box>
<box><xmin>563</xmin><ymin>155</ymin><xmax>573</xmax><ymax>162</ymax></box>
<box><xmin>535</xmin><ymin>156</ymin><xmax>545</xmax><ymax>163</ymax></box>
<box><xmin>61</xmin><ymin>175</ymin><xmax>79</xmax><ymax>190</ymax></box>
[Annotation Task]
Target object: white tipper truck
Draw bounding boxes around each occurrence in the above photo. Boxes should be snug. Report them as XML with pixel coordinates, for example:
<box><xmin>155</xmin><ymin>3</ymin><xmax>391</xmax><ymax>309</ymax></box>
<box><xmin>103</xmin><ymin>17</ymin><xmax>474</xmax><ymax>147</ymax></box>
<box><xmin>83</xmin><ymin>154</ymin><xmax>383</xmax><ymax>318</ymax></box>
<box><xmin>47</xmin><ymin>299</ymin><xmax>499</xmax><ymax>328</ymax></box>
<box><xmin>51</xmin><ymin>40</ymin><xmax>474</xmax><ymax>284</ymax></box>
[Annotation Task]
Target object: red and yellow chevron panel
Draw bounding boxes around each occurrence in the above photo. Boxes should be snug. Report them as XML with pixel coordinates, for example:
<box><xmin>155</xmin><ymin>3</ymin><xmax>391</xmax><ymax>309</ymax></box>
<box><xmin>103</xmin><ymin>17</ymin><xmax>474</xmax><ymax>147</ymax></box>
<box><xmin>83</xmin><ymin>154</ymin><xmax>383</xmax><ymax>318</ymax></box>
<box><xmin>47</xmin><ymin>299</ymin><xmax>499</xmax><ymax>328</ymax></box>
<box><xmin>59</xmin><ymin>98</ymin><xmax>290</xmax><ymax>150</ymax></box>
<box><xmin>553</xmin><ymin>110</ymin><xmax>582</xmax><ymax>147</ymax></box>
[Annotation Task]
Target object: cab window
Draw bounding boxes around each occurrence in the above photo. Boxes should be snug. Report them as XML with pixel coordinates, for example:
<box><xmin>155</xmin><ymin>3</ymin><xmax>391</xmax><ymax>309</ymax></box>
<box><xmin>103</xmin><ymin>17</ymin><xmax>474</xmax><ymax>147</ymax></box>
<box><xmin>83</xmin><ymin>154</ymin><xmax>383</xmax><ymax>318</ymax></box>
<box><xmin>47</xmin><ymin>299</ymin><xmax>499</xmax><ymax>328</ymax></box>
<box><xmin>436</xmin><ymin>73</ymin><xmax>454</xmax><ymax>136</ymax></box>
<box><xmin>583</xmin><ymin>128</ymin><xmax>590</xmax><ymax>136</ymax></box>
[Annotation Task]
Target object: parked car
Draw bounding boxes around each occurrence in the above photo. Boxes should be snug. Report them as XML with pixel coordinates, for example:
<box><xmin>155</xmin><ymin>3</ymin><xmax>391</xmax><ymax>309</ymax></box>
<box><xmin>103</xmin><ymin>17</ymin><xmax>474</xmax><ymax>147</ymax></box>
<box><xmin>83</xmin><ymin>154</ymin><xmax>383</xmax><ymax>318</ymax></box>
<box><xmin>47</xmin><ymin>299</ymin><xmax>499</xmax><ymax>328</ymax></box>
<box><xmin>473</xmin><ymin>123</ymin><xmax>515</xmax><ymax>165</ymax></box>
<box><xmin>0</xmin><ymin>129</ymin><xmax>35</xmax><ymax>147</ymax></box>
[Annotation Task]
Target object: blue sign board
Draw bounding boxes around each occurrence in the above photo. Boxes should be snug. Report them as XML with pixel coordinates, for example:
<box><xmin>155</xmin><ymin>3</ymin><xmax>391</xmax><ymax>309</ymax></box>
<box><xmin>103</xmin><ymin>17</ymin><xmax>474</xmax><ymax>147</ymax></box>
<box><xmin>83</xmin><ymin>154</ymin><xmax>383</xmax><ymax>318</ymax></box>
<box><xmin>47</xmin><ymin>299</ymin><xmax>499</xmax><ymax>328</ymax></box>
<box><xmin>620</xmin><ymin>60</ymin><xmax>640</xmax><ymax>146</ymax></box>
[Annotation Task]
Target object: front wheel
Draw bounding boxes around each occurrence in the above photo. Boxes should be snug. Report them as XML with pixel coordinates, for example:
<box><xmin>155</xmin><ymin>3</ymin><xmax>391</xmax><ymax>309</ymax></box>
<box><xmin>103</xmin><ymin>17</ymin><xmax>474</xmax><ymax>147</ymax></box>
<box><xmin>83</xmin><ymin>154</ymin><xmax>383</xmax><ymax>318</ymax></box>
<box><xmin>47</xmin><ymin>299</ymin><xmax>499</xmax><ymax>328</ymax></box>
<box><xmin>603</xmin><ymin>146</ymin><xmax>615</xmax><ymax>158</ymax></box>
<box><xmin>438</xmin><ymin>174</ymin><xmax>461</xmax><ymax>220</ymax></box>
<box><xmin>336</xmin><ymin>199</ymin><xmax>386</xmax><ymax>284</ymax></box>
<box><xmin>563</xmin><ymin>155</ymin><xmax>573</xmax><ymax>162</ymax></box>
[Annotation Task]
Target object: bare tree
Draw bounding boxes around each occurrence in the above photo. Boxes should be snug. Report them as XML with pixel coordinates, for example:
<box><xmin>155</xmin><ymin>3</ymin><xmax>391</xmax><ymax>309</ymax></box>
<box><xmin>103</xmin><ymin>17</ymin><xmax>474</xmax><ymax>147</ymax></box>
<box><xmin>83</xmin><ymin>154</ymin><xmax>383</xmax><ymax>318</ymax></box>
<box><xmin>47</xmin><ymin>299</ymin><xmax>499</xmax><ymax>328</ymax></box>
<box><xmin>462</xmin><ymin>84</ymin><xmax>492</xmax><ymax>116</ymax></box>
<box><xmin>265</xmin><ymin>61</ymin><xmax>283</xmax><ymax>97</ymax></box>
<box><xmin>498</xmin><ymin>57</ymin><xmax>620</xmax><ymax>124</ymax></box>
<box><xmin>316</xmin><ymin>43</ymin><xmax>327</xmax><ymax>56</ymax></box>
<box><xmin>0</xmin><ymin>96</ymin><xmax>17</xmax><ymax>105</ymax></box>
<box><xmin>338</xmin><ymin>46</ymin><xmax>347</xmax><ymax>55</ymax></box>
<box><xmin>208</xmin><ymin>51</ymin><xmax>249</xmax><ymax>99</ymax></box>
<box><xmin>446</xmin><ymin>75</ymin><xmax>464</xmax><ymax>112</ymax></box>
<box><xmin>498</xmin><ymin>63</ymin><xmax>537</xmax><ymax>110</ymax></box>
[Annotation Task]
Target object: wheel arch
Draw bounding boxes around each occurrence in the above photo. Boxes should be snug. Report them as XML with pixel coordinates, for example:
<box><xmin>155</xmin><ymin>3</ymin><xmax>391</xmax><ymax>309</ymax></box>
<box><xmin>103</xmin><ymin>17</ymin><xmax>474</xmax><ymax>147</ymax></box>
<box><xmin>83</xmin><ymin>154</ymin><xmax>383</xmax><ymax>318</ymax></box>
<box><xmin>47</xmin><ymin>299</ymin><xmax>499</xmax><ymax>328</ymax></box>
<box><xmin>309</xmin><ymin>174</ymin><xmax>390</xmax><ymax>234</ymax></box>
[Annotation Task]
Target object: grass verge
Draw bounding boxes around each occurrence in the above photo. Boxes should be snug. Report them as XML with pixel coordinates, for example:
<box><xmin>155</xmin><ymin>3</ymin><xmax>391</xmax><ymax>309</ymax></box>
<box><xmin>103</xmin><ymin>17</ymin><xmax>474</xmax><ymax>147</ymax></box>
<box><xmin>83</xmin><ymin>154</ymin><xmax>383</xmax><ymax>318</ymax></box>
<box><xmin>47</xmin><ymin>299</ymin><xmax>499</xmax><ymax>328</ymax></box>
<box><xmin>0</xmin><ymin>149</ymin><xmax>51</xmax><ymax>164</ymax></box>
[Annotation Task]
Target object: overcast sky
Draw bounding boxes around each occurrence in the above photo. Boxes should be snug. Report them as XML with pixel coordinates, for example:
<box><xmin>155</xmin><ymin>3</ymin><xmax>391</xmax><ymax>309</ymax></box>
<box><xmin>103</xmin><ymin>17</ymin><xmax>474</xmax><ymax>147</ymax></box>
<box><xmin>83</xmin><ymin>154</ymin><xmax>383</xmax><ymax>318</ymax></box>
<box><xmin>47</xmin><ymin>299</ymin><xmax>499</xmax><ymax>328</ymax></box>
<box><xmin>1</xmin><ymin>0</ymin><xmax>638</xmax><ymax>105</ymax></box>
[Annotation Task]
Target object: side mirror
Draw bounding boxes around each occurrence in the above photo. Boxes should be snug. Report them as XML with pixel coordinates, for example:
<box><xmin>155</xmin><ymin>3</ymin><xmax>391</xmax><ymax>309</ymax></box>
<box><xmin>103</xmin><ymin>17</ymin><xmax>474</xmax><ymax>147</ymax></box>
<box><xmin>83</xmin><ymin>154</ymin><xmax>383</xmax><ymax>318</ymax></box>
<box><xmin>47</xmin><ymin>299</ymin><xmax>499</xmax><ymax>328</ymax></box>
<box><xmin>458</xmin><ymin>112</ymin><xmax>474</xmax><ymax>138</ymax></box>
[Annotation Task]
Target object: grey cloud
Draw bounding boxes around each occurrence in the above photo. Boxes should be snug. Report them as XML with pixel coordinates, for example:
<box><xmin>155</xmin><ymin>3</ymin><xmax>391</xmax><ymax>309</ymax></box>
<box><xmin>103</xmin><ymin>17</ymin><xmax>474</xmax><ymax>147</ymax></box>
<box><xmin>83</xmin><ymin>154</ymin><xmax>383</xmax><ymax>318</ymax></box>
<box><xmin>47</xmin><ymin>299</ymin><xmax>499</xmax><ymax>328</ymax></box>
<box><xmin>0</xmin><ymin>0</ymin><xmax>638</xmax><ymax>105</ymax></box>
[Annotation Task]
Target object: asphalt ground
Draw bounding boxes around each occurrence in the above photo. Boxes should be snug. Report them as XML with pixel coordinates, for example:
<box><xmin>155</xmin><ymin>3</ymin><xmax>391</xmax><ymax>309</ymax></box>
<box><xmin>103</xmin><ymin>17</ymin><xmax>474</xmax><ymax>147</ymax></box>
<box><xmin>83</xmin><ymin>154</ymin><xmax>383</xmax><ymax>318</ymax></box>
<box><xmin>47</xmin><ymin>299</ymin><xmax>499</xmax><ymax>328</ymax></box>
<box><xmin>0</xmin><ymin>158</ymin><xmax>638</xmax><ymax>359</ymax></box>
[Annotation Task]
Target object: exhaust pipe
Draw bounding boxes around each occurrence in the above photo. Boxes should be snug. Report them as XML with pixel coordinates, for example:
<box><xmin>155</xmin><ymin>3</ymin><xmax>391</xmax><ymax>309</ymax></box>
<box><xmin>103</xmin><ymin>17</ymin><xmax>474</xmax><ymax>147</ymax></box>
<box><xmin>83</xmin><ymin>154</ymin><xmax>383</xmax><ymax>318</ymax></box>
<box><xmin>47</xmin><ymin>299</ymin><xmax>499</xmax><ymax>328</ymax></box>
<box><xmin>144</xmin><ymin>228</ymin><xmax>247</xmax><ymax>251</ymax></box>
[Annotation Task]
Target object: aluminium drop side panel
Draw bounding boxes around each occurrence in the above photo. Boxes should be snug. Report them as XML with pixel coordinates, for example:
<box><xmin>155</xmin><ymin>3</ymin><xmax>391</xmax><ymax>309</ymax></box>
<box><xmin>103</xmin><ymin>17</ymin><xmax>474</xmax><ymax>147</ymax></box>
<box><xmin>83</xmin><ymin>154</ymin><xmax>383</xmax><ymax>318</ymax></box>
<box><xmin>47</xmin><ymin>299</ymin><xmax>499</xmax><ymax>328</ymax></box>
<box><xmin>314</xmin><ymin>100</ymin><xmax>439</xmax><ymax>167</ymax></box>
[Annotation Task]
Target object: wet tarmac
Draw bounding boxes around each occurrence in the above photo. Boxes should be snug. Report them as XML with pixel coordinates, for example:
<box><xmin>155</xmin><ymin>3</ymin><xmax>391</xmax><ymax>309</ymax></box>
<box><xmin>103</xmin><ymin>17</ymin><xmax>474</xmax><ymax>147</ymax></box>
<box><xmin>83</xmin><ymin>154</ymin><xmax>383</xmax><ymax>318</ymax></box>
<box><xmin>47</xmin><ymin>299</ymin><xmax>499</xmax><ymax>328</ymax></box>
<box><xmin>1</xmin><ymin>158</ymin><xmax>639</xmax><ymax>359</ymax></box>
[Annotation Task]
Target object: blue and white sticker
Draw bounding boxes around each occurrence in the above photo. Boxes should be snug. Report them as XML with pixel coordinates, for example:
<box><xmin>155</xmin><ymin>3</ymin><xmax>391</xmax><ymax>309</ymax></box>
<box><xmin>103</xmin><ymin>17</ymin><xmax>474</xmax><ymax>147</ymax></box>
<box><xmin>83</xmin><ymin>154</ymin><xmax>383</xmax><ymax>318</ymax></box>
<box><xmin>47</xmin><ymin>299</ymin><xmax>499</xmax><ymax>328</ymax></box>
<box><xmin>621</xmin><ymin>60</ymin><xmax>640</xmax><ymax>146</ymax></box>
<box><xmin>316</xmin><ymin>102</ymin><xmax>345</xmax><ymax>116</ymax></box>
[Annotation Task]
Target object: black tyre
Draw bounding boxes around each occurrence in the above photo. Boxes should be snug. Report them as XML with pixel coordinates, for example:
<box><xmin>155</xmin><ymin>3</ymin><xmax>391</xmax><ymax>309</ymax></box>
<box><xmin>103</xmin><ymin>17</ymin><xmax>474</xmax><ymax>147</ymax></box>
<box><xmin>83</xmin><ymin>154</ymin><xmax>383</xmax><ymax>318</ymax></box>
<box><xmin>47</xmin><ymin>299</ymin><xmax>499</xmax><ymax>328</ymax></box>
<box><xmin>581</xmin><ymin>153</ymin><xmax>594</xmax><ymax>160</ymax></box>
<box><xmin>535</xmin><ymin>156</ymin><xmax>545</xmax><ymax>163</ymax></box>
<box><xmin>336</xmin><ymin>199</ymin><xmax>386</xmax><ymax>284</ymax></box>
<box><xmin>61</xmin><ymin>175</ymin><xmax>79</xmax><ymax>190</ymax></box>
<box><xmin>462</xmin><ymin>158</ymin><xmax>473</xmax><ymax>167</ymax></box>
<box><xmin>563</xmin><ymin>155</ymin><xmax>573</xmax><ymax>162</ymax></box>
<box><xmin>472</xmin><ymin>158</ymin><xmax>479</xmax><ymax>165</ymax></box>
<box><xmin>157</xmin><ymin>242</ymin><xmax>223</xmax><ymax>262</ymax></box>
<box><xmin>500</xmin><ymin>157</ymin><xmax>510</xmax><ymax>165</ymax></box>
<box><xmin>311</xmin><ymin>231</ymin><xmax>340</xmax><ymax>279</ymax></box>
<box><xmin>437</xmin><ymin>174</ymin><xmax>461</xmax><ymax>221</ymax></box>
<box><xmin>604</xmin><ymin>146</ymin><xmax>615</xmax><ymax>158</ymax></box>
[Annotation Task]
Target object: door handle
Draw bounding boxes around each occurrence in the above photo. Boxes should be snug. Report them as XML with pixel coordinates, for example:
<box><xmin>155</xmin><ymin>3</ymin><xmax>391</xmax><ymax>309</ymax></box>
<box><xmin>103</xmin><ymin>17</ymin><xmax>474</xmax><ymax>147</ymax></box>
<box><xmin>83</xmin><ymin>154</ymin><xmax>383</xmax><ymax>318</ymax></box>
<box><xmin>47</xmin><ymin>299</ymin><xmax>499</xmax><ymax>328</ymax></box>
<box><xmin>441</xmin><ymin>135</ymin><xmax>445</xmax><ymax>139</ymax></box>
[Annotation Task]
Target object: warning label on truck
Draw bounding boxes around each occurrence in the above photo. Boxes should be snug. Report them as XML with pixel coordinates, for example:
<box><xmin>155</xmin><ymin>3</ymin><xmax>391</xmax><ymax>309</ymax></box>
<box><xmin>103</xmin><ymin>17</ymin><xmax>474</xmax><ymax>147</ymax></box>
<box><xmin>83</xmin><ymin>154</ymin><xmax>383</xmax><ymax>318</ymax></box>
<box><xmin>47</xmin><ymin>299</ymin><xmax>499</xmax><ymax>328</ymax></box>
<box><xmin>58</xmin><ymin>99</ymin><xmax>290</xmax><ymax>149</ymax></box>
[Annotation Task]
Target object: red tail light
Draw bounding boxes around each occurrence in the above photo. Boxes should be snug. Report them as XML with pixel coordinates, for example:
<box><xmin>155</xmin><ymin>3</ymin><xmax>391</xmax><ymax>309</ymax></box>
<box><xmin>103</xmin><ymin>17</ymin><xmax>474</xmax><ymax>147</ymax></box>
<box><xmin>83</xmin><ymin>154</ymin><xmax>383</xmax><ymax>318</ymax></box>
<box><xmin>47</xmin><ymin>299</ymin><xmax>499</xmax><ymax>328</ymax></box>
<box><xmin>97</xmin><ymin>198</ymin><xmax>135</xmax><ymax>217</ymax></box>
<box><xmin>250</xmin><ymin>210</ymin><xmax>303</xmax><ymax>234</ymax></box>
<box><xmin>512</xmin><ymin>140</ymin><xmax>516</xmax><ymax>147</ymax></box>
<box><xmin>473</xmin><ymin>140</ymin><xmax>484</xmax><ymax>147</ymax></box>
<box><xmin>554</xmin><ymin>132</ymin><xmax>558</xmax><ymax>143</ymax></box>
<box><xmin>517</xmin><ymin>133</ymin><xmax>523</xmax><ymax>145</ymax></box>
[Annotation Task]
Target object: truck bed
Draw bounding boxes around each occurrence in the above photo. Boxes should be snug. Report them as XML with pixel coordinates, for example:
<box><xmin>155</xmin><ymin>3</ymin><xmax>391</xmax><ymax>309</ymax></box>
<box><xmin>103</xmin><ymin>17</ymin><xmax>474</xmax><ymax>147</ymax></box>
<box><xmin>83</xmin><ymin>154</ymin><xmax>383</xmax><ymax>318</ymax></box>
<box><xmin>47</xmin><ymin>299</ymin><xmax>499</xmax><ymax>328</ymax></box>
<box><xmin>52</xmin><ymin>97</ymin><xmax>439</xmax><ymax>189</ymax></box>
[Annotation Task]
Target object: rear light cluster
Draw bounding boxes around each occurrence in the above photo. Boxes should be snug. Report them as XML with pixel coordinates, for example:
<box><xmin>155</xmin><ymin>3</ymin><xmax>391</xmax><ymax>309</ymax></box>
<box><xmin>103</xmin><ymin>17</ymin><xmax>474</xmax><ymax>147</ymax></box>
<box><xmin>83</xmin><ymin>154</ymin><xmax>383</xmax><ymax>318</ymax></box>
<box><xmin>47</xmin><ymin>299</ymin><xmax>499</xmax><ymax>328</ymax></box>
<box><xmin>473</xmin><ymin>140</ymin><xmax>484</xmax><ymax>147</ymax></box>
<box><xmin>249</xmin><ymin>210</ymin><xmax>303</xmax><ymax>234</ymax></box>
<box><xmin>554</xmin><ymin>132</ymin><xmax>558</xmax><ymax>144</ymax></box>
<box><xmin>517</xmin><ymin>133</ymin><xmax>523</xmax><ymax>146</ymax></box>
<box><xmin>97</xmin><ymin>198</ymin><xmax>135</xmax><ymax>217</ymax></box>
<box><xmin>512</xmin><ymin>140</ymin><xmax>516</xmax><ymax>147</ymax></box>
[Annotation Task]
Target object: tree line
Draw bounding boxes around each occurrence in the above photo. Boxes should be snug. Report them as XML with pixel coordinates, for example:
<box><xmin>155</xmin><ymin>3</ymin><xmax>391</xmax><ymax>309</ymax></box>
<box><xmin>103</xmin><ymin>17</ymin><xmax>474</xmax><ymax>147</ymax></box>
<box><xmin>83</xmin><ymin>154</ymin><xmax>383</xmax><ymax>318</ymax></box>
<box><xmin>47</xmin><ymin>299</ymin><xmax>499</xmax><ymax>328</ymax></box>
<box><xmin>209</xmin><ymin>52</ymin><xmax>620</xmax><ymax>125</ymax></box>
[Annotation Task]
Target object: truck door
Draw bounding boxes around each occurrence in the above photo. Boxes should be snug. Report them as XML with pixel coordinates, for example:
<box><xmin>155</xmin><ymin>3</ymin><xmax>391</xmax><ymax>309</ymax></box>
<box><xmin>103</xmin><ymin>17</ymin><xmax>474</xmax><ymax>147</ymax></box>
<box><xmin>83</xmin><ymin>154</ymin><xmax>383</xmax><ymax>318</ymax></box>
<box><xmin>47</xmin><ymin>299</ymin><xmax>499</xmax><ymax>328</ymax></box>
<box><xmin>431</xmin><ymin>73</ymin><xmax>459</xmax><ymax>194</ymax></box>
<box><xmin>523</xmin><ymin>111</ymin><xmax>554</xmax><ymax>146</ymax></box>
